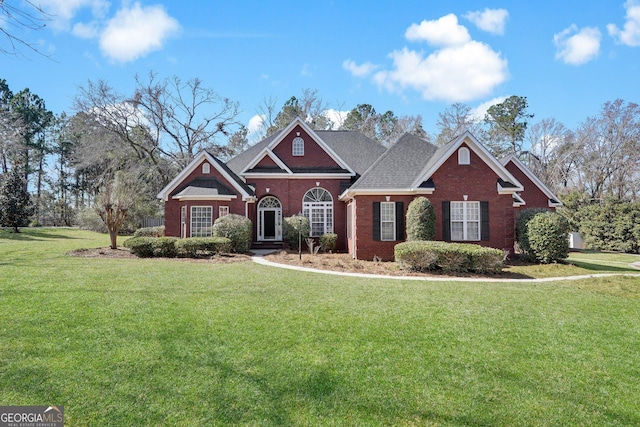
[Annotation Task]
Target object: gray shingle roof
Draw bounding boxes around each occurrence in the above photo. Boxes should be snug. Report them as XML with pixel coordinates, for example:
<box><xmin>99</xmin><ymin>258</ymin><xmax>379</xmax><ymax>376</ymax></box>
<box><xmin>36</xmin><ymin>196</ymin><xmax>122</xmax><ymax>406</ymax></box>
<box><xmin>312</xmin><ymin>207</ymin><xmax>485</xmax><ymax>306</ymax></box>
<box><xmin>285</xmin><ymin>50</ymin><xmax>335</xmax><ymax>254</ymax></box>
<box><xmin>349</xmin><ymin>133</ymin><xmax>438</xmax><ymax>190</ymax></box>
<box><xmin>225</xmin><ymin>130</ymin><xmax>385</xmax><ymax>177</ymax></box>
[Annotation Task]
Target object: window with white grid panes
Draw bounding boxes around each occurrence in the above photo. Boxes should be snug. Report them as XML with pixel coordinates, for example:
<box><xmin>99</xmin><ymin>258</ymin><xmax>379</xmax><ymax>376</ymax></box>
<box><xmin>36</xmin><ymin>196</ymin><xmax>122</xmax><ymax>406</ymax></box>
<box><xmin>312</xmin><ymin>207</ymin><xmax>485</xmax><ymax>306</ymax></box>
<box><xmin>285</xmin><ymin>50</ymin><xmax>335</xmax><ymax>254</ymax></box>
<box><xmin>380</xmin><ymin>202</ymin><xmax>396</xmax><ymax>241</ymax></box>
<box><xmin>302</xmin><ymin>188</ymin><xmax>333</xmax><ymax>237</ymax></box>
<box><xmin>190</xmin><ymin>206</ymin><xmax>212</xmax><ymax>237</ymax></box>
<box><xmin>219</xmin><ymin>206</ymin><xmax>229</xmax><ymax>218</ymax></box>
<box><xmin>292</xmin><ymin>137</ymin><xmax>304</xmax><ymax>156</ymax></box>
<box><xmin>450</xmin><ymin>201</ymin><xmax>480</xmax><ymax>241</ymax></box>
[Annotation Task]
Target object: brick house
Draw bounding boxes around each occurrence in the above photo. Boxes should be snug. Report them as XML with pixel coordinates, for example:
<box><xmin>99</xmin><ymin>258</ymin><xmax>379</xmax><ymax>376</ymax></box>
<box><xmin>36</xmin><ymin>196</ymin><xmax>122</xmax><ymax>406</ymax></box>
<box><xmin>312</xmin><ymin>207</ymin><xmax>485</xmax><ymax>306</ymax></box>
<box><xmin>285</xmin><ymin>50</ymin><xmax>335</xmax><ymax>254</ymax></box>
<box><xmin>157</xmin><ymin>117</ymin><xmax>560</xmax><ymax>260</ymax></box>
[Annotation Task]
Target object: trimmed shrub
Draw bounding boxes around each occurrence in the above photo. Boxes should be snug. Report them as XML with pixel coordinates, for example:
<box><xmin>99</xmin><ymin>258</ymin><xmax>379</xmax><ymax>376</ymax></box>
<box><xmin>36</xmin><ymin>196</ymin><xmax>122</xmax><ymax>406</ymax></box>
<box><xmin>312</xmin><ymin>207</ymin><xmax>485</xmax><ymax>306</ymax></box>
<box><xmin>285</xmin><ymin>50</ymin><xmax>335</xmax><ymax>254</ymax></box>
<box><xmin>527</xmin><ymin>212</ymin><xmax>570</xmax><ymax>263</ymax></box>
<box><xmin>213</xmin><ymin>214</ymin><xmax>252</xmax><ymax>253</ymax></box>
<box><xmin>134</xmin><ymin>226</ymin><xmax>165</xmax><ymax>238</ymax></box>
<box><xmin>175</xmin><ymin>237</ymin><xmax>232</xmax><ymax>258</ymax></box>
<box><xmin>515</xmin><ymin>208</ymin><xmax>549</xmax><ymax>258</ymax></box>
<box><xmin>406</xmin><ymin>196</ymin><xmax>436</xmax><ymax>241</ymax></box>
<box><xmin>283</xmin><ymin>215</ymin><xmax>310</xmax><ymax>249</ymax></box>
<box><xmin>123</xmin><ymin>237</ymin><xmax>155</xmax><ymax>258</ymax></box>
<box><xmin>319</xmin><ymin>233</ymin><xmax>337</xmax><ymax>253</ymax></box>
<box><xmin>152</xmin><ymin>236</ymin><xmax>178</xmax><ymax>258</ymax></box>
<box><xmin>573</xmin><ymin>200</ymin><xmax>640</xmax><ymax>253</ymax></box>
<box><xmin>395</xmin><ymin>241</ymin><xmax>503</xmax><ymax>273</ymax></box>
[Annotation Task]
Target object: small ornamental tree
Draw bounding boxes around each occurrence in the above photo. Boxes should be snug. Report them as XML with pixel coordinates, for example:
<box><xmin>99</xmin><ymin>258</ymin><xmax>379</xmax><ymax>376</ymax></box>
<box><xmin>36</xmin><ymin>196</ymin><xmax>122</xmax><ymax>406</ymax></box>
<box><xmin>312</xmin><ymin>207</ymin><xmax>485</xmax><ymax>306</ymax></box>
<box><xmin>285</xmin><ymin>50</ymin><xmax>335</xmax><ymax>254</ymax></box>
<box><xmin>0</xmin><ymin>167</ymin><xmax>34</xmax><ymax>232</ymax></box>
<box><xmin>406</xmin><ymin>196</ymin><xmax>435</xmax><ymax>241</ymax></box>
<box><xmin>283</xmin><ymin>214</ymin><xmax>310</xmax><ymax>249</ymax></box>
<box><xmin>95</xmin><ymin>173</ymin><xmax>137</xmax><ymax>249</ymax></box>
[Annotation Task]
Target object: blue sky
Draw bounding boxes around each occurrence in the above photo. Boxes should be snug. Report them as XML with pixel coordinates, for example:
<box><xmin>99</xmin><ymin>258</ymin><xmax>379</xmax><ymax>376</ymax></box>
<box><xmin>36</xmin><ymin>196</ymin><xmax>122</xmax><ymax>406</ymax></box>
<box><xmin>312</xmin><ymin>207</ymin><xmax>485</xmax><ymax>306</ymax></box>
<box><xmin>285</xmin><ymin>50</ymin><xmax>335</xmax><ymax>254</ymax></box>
<box><xmin>2</xmin><ymin>0</ymin><xmax>639</xmax><ymax>142</ymax></box>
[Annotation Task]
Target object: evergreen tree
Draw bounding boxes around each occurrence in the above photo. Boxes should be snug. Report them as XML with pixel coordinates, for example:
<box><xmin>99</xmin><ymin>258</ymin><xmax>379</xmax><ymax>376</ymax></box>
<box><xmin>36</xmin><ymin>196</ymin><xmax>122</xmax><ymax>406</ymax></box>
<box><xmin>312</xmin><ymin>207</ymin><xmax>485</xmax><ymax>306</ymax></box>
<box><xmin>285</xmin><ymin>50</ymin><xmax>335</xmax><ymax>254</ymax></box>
<box><xmin>0</xmin><ymin>166</ymin><xmax>34</xmax><ymax>232</ymax></box>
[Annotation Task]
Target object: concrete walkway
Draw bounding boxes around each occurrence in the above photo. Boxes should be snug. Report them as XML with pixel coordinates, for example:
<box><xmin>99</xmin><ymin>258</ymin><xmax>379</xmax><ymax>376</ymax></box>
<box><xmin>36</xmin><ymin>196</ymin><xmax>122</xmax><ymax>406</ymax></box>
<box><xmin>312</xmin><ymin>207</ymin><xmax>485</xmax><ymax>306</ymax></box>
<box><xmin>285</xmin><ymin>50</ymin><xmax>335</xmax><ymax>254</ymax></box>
<box><xmin>251</xmin><ymin>252</ymin><xmax>640</xmax><ymax>283</ymax></box>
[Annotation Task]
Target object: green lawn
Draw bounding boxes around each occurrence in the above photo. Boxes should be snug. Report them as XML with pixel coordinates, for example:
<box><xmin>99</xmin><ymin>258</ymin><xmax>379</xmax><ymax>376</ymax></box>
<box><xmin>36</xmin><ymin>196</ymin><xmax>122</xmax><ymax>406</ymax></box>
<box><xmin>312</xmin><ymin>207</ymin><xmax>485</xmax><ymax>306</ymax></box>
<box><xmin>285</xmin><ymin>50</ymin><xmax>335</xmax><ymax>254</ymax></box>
<box><xmin>1</xmin><ymin>228</ymin><xmax>640</xmax><ymax>426</ymax></box>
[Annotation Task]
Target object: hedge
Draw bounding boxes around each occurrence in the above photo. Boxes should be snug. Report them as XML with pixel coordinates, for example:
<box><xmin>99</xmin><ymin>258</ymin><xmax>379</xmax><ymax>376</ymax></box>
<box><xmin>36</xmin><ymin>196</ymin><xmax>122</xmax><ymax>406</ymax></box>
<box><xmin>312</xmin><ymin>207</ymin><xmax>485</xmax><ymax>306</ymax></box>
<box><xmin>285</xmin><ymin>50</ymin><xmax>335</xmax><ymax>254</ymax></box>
<box><xmin>124</xmin><ymin>236</ymin><xmax>231</xmax><ymax>258</ymax></box>
<box><xmin>133</xmin><ymin>226</ymin><xmax>165</xmax><ymax>238</ymax></box>
<box><xmin>175</xmin><ymin>237</ymin><xmax>232</xmax><ymax>258</ymax></box>
<box><xmin>395</xmin><ymin>241</ymin><xmax>504</xmax><ymax>273</ymax></box>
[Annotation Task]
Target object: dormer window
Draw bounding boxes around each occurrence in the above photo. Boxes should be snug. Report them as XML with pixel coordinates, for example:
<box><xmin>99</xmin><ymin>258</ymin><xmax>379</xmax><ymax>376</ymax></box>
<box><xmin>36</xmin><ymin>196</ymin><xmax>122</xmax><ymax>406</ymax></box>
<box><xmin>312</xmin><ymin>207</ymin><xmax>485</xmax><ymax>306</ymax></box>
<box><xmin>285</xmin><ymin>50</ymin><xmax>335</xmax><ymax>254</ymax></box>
<box><xmin>292</xmin><ymin>137</ymin><xmax>304</xmax><ymax>156</ymax></box>
<box><xmin>458</xmin><ymin>147</ymin><xmax>470</xmax><ymax>165</ymax></box>
<box><xmin>202</xmin><ymin>163</ymin><xmax>211</xmax><ymax>174</ymax></box>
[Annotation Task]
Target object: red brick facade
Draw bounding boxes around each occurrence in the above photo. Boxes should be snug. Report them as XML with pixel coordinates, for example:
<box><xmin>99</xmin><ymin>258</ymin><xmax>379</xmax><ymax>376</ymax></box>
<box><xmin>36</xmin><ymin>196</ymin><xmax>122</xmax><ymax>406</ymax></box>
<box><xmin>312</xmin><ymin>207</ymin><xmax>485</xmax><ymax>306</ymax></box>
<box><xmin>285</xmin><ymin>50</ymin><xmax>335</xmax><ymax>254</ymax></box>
<box><xmin>159</xmin><ymin>121</ymin><xmax>559</xmax><ymax>261</ymax></box>
<box><xmin>164</xmin><ymin>159</ymin><xmax>249</xmax><ymax>238</ymax></box>
<box><xmin>505</xmin><ymin>161</ymin><xmax>556</xmax><ymax>212</ymax></box>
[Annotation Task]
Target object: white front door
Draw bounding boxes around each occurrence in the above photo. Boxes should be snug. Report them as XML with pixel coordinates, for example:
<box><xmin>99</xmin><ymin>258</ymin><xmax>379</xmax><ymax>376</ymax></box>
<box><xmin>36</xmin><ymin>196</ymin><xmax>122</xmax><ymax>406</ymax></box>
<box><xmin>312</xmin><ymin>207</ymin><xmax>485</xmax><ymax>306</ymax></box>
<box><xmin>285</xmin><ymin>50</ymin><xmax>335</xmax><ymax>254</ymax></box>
<box><xmin>258</xmin><ymin>196</ymin><xmax>282</xmax><ymax>241</ymax></box>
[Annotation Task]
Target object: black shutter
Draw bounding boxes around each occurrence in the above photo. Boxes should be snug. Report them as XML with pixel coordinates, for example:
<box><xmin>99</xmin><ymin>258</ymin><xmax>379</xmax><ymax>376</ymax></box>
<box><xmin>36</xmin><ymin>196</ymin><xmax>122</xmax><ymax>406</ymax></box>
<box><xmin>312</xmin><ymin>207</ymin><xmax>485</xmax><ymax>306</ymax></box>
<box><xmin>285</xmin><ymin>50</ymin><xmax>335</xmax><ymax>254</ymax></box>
<box><xmin>480</xmin><ymin>201</ymin><xmax>490</xmax><ymax>241</ymax></box>
<box><xmin>395</xmin><ymin>202</ymin><xmax>404</xmax><ymax>241</ymax></box>
<box><xmin>442</xmin><ymin>201</ymin><xmax>451</xmax><ymax>241</ymax></box>
<box><xmin>373</xmin><ymin>202</ymin><xmax>381</xmax><ymax>241</ymax></box>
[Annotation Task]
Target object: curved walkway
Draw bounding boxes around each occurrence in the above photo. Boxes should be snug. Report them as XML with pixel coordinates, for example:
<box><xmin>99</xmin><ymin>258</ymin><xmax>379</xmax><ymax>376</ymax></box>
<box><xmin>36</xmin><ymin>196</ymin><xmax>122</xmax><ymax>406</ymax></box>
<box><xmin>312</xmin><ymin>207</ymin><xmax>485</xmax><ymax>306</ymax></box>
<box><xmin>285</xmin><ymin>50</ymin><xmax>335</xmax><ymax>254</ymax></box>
<box><xmin>251</xmin><ymin>253</ymin><xmax>640</xmax><ymax>283</ymax></box>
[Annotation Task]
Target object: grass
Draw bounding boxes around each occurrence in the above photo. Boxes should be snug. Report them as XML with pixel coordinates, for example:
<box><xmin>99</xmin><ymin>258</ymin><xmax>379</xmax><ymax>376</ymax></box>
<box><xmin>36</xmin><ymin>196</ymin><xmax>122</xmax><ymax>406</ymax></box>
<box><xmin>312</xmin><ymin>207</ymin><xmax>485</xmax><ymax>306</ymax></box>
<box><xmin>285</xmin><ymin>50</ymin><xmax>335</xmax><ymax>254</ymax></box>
<box><xmin>1</xmin><ymin>228</ymin><xmax>640</xmax><ymax>425</ymax></box>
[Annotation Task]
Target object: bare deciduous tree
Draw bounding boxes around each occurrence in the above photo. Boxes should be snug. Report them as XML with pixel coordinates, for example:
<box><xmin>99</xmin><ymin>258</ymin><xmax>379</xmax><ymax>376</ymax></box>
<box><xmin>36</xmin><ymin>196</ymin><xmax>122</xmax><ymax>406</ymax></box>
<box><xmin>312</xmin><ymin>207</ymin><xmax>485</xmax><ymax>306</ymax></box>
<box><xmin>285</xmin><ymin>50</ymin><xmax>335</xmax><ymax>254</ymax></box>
<box><xmin>0</xmin><ymin>1</ymin><xmax>51</xmax><ymax>58</ymax></box>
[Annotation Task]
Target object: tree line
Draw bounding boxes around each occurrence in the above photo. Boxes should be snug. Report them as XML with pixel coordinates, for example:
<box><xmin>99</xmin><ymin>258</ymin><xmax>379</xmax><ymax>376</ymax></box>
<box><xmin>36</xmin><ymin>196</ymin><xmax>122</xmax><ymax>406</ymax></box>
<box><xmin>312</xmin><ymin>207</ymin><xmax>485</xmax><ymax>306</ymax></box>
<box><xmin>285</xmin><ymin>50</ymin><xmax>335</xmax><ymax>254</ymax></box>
<box><xmin>0</xmin><ymin>72</ymin><xmax>638</xmax><ymax>233</ymax></box>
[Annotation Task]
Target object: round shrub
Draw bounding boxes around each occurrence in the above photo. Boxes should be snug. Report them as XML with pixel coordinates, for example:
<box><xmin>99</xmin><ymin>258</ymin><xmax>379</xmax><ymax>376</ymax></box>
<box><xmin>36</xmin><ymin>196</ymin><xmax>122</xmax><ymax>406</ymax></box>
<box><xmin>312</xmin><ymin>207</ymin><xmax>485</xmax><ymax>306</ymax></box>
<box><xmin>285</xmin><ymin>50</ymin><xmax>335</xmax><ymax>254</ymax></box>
<box><xmin>516</xmin><ymin>208</ymin><xmax>549</xmax><ymax>258</ymax></box>
<box><xmin>527</xmin><ymin>211</ymin><xmax>570</xmax><ymax>263</ymax></box>
<box><xmin>134</xmin><ymin>226</ymin><xmax>165</xmax><ymax>238</ymax></box>
<box><xmin>406</xmin><ymin>196</ymin><xmax>435</xmax><ymax>241</ymax></box>
<box><xmin>123</xmin><ymin>237</ymin><xmax>155</xmax><ymax>257</ymax></box>
<box><xmin>213</xmin><ymin>214</ymin><xmax>252</xmax><ymax>253</ymax></box>
<box><xmin>283</xmin><ymin>215</ymin><xmax>310</xmax><ymax>249</ymax></box>
<box><xmin>319</xmin><ymin>233</ymin><xmax>337</xmax><ymax>253</ymax></box>
<box><xmin>152</xmin><ymin>236</ymin><xmax>178</xmax><ymax>257</ymax></box>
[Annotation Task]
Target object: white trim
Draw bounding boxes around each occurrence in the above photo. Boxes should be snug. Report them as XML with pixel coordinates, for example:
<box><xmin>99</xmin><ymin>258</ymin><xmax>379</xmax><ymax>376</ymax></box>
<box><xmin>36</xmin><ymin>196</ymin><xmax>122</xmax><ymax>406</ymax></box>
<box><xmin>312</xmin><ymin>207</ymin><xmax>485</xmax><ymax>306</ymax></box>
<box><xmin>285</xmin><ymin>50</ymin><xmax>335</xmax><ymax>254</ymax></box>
<box><xmin>513</xmin><ymin>192</ymin><xmax>526</xmax><ymax>207</ymax></box>
<box><xmin>500</xmin><ymin>154</ymin><xmax>563</xmax><ymax>207</ymax></box>
<box><xmin>244</xmin><ymin>172</ymin><xmax>353</xmax><ymax>179</ymax></box>
<box><xmin>172</xmin><ymin>195</ymin><xmax>237</xmax><ymax>201</ymax></box>
<box><xmin>157</xmin><ymin>152</ymin><xmax>253</xmax><ymax>202</ymax></box>
<box><xmin>410</xmin><ymin>132</ymin><xmax>524</xmax><ymax>193</ymax></box>
<box><xmin>240</xmin><ymin>148</ymin><xmax>293</xmax><ymax>175</ymax></box>
<box><xmin>339</xmin><ymin>187</ymin><xmax>434</xmax><ymax>201</ymax></box>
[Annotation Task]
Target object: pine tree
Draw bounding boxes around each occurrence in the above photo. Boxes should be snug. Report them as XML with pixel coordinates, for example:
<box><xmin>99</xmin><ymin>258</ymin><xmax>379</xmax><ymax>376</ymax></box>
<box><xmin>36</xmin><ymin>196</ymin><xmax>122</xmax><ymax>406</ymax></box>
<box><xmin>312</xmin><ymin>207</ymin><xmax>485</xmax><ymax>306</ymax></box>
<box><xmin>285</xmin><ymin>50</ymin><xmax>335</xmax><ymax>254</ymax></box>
<box><xmin>0</xmin><ymin>166</ymin><xmax>34</xmax><ymax>232</ymax></box>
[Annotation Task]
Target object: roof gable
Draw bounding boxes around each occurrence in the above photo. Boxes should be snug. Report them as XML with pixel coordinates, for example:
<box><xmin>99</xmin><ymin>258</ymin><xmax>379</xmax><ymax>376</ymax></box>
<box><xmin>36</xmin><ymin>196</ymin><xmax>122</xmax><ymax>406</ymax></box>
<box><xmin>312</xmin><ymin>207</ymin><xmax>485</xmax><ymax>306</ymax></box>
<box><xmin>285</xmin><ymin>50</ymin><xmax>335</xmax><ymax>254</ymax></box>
<box><xmin>240</xmin><ymin>117</ymin><xmax>355</xmax><ymax>176</ymax></box>
<box><xmin>411</xmin><ymin>131</ymin><xmax>523</xmax><ymax>193</ymax></box>
<box><xmin>500</xmin><ymin>154</ymin><xmax>562</xmax><ymax>207</ymax></box>
<box><xmin>157</xmin><ymin>151</ymin><xmax>254</xmax><ymax>201</ymax></box>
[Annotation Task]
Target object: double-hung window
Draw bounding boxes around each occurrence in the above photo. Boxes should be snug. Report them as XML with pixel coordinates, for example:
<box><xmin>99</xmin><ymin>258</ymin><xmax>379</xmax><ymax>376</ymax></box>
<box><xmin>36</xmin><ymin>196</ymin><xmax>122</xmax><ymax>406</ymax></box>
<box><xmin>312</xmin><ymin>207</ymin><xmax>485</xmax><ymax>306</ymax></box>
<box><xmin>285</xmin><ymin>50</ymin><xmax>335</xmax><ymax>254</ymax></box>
<box><xmin>380</xmin><ymin>202</ymin><xmax>396</xmax><ymax>241</ymax></box>
<box><xmin>450</xmin><ymin>201</ymin><xmax>480</xmax><ymax>241</ymax></box>
<box><xmin>190</xmin><ymin>206</ymin><xmax>213</xmax><ymax>237</ymax></box>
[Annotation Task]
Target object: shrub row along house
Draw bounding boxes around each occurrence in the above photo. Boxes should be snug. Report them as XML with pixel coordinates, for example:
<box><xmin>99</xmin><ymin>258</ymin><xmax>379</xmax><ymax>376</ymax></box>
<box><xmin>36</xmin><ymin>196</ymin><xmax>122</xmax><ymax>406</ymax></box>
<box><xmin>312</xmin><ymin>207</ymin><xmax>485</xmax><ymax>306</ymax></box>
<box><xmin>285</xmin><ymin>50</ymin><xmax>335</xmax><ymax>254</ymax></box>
<box><xmin>157</xmin><ymin>117</ymin><xmax>561</xmax><ymax>260</ymax></box>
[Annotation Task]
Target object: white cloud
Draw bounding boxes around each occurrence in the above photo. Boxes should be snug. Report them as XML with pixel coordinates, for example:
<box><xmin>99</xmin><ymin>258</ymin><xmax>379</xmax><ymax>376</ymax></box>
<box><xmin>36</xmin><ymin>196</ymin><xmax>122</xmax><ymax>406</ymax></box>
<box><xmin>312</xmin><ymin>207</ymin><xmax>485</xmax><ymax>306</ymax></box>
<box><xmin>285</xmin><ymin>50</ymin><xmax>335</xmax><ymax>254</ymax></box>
<box><xmin>38</xmin><ymin>0</ymin><xmax>109</xmax><ymax>31</ymax></box>
<box><xmin>343</xmin><ymin>59</ymin><xmax>378</xmax><ymax>77</ymax></box>
<box><xmin>470</xmin><ymin>97</ymin><xmax>507</xmax><ymax>121</ymax></box>
<box><xmin>323</xmin><ymin>109</ymin><xmax>349</xmax><ymax>129</ymax></box>
<box><xmin>405</xmin><ymin>14</ymin><xmax>470</xmax><ymax>47</ymax></box>
<box><xmin>99</xmin><ymin>2</ymin><xmax>180</xmax><ymax>63</ymax></box>
<box><xmin>464</xmin><ymin>8</ymin><xmax>509</xmax><ymax>35</ymax></box>
<box><xmin>247</xmin><ymin>114</ymin><xmax>266</xmax><ymax>142</ymax></box>
<box><xmin>554</xmin><ymin>24</ymin><xmax>601</xmax><ymax>65</ymax></box>
<box><xmin>348</xmin><ymin>14</ymin><xmax>508</xmax><ymax>103</ymax></box>
<box><xmin>72</xmin><ymin>21</ymin><xmax>99</xmax><ymax>39</ymax></box>
<box><xmin>607</xmin><ymin>0</ymin><xmax>640</xmax><ymax>46</ymax></box>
